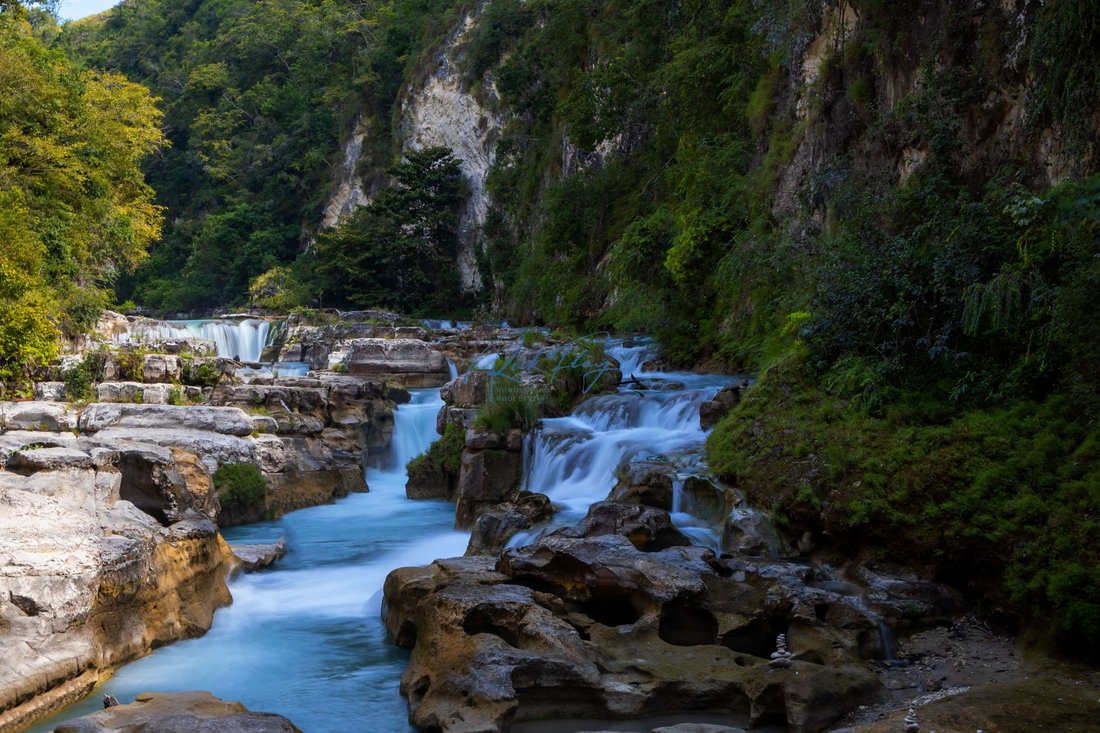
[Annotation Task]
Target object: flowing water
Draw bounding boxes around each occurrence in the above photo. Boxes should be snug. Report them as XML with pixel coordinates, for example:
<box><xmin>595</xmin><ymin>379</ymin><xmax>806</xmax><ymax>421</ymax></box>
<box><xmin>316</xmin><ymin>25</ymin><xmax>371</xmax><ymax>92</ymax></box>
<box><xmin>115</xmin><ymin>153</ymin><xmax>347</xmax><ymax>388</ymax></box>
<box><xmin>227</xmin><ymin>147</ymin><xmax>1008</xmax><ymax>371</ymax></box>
<box><xmin>113</xmin><ymin>318</ymin><xmax>310</xmax><ymax>377</ymax></box>
<box><xmin>514</xmin><ymin>341</ymin><xmax>737</xmax><ymax>548</ymax></box>
<box><xmin>116</xmin><ymin>319</ymin><xmax>275</xmax><ymax>363</ymax></box>
<box><xmin>30</xmin><ymin>339</ymin><xmax>743</xmax><ymax>732</ymax></box>
<box><xmin>28</xmin><ymin>390</ymin><xmax>466</xmax><ymax>733</ymax></box>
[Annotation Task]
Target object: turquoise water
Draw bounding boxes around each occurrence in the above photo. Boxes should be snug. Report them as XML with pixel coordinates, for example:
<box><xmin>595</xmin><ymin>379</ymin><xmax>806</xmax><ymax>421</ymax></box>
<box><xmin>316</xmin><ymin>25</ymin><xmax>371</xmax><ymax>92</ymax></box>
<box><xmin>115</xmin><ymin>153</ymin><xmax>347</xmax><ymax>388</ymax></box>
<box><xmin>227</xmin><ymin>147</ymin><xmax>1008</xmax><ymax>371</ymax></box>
<box><xmin>29</xmin><ymin>389</ymin><xmax>466</xmax><ymax>732</ymax></box>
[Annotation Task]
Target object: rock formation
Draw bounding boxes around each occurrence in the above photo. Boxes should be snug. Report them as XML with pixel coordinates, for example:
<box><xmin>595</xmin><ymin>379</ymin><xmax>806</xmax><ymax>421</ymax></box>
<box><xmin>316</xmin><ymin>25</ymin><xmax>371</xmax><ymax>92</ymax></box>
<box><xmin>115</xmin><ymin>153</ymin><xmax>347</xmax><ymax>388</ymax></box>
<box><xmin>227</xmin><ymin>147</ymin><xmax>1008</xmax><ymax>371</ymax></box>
<box><xmin>51</xmin><ymin>691</ymin><xmax>302</xmax><ymax>732</ymax></box>
<box><xmin>0</xmin><ymin>445</ymin><xmax>234</xmax><ymax>732</ymax></box>
<box><xmin>383</xmin><ymin>501</ymin><xmax>904</xmax><ymax>733</ymax></box>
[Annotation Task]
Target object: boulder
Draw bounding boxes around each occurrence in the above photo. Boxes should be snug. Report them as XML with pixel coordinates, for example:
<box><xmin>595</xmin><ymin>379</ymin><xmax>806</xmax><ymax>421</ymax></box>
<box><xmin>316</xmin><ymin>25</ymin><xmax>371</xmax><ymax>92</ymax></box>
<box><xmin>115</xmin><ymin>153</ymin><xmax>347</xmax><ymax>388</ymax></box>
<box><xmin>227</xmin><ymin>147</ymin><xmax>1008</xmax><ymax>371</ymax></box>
<box><xmin>8</xmin><ymin>447</ymin><xmax>94</xmax><ymax>472</ymax></box>
<box><xmin>336</xmin><ymin>338</ymin><xmax>447</xmax><ymax>383</ymax></box>
<box><xmin>454</xmin><ymin>449</ymin><xmax>523</xmax><ymax>528</ymax></box>
<box><xmin>230</xmin><ymin>540</ymin><xmax>287</xmax><ymax>574</ymax></box>
<box><xmin>51</xmin><ymin>691</ymin><xmax>302</xmax><ymax>733</ymax></box>
<box><xmin>723</xmin><ymin>507</ymin><xmax>783</xmax><ymax>558</ymax></box>
<box><xmin>440</xmin><ymin>370</ymin><xmax>491</xmax><ymax>407</ymax></box>
<box><xmin>95</xmin><ymin>382</ymin><xmax>175</xmax><ymax>405</ymax></box>
<box><xmin>34</xmin><ymin>382</ymin><xmax>67</xmax><ymax>401</ymax></box>
<box><xmin>699</xmin><ymin>384</ymin><xmax>745</xmax><ymax>429</ymax></box>
<box><xmin>466</xmin><ymin>492</ymin><xmax>555</xmax><ymax>555</ymax></box>
<box><xmin>608</xmin><ymin>461</ymin><xmax>676</xmax><ymax>510</ymax></box>
<box><xmin>141</xmin><ymin>354</ymin><xmax>183</xmax><ymax>383</ymax></box>
<box><xmin>0</xmin><ymin>401</ymin><xmax>78</xmax><ymax>432</ymax></box>
<box><xmin>555</xmin><ymin>501</ymin><xmax>693</xmax><ymax>552</ymax></box>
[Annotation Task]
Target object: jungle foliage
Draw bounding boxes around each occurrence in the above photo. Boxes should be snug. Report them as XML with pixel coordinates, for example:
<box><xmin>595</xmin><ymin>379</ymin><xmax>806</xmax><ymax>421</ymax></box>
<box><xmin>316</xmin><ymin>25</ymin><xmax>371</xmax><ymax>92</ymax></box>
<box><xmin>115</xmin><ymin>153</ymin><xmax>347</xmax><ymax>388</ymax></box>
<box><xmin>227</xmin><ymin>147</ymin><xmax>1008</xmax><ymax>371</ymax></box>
<box><xmin>60</xmin><ymin>0</ymin><xmax>461</xmax><ymax>311</ymax></box>
<box><xmin>0</xmin><ymin>2</ymin><xmax>163</xmax><ymax>384</ymax></box>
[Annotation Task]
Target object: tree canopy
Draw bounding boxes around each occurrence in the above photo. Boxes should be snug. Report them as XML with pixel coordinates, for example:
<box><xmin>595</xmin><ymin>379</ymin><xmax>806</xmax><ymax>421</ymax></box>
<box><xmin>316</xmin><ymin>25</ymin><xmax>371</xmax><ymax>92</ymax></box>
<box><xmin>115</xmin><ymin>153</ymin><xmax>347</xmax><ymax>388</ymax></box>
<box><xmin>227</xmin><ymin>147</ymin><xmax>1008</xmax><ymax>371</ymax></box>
<box><xmin>0</xmin><ymin>3</ymin><xmax>163</xmax><ymax>382</ymax></box>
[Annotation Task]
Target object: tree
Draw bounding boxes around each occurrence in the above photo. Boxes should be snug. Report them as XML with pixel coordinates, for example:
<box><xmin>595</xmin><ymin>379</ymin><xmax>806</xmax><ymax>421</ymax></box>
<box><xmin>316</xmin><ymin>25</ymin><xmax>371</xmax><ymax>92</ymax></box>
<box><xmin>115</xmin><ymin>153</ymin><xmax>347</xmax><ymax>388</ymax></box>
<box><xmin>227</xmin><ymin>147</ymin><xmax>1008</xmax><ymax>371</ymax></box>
<box><xmin>314</xmin><ymin>146</ymin><xmax>464</xmax><ymax>313</ymax></box>
<box><xmin>0</xmin><ymin>8</ymin><xmax>163</xmax><ymax>383</ymax></box>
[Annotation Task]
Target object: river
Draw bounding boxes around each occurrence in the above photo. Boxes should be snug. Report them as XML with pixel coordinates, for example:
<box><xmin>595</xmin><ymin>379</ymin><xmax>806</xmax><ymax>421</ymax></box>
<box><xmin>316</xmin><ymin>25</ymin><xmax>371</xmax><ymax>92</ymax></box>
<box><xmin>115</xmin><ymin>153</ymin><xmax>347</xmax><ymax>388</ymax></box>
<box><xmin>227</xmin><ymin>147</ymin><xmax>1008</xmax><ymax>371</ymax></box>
<box><xmin>30</xmin><ymin>340</ymin><xmax>737</xmax><ymax>732</ymax></box>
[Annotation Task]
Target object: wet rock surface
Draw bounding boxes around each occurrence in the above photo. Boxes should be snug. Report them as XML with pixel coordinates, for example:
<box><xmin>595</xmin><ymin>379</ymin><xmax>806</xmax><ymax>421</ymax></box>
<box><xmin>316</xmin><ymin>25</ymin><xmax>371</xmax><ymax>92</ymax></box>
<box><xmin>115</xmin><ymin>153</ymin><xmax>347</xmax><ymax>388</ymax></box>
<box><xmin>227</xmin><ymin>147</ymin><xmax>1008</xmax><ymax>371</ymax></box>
<box><xmin>52</xmin><ymin>691</ymin><xmax>302</xmax><ymax>732</ymax></box>
<box><xmin>466</xmin><ymin>492</ymin><xmax>555</xmax><ymax>556</ymax></box>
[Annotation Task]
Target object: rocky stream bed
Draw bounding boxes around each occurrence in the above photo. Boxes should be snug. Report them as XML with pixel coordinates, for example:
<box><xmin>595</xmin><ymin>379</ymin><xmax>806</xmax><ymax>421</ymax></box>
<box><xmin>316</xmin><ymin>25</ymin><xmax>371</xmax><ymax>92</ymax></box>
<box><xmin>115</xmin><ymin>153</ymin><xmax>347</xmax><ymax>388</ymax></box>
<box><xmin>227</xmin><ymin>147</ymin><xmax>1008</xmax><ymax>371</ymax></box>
<box><xmin>1</xmin><ymin>313</ymin><xmax>1097</xmax><ymax>733</ymax></box>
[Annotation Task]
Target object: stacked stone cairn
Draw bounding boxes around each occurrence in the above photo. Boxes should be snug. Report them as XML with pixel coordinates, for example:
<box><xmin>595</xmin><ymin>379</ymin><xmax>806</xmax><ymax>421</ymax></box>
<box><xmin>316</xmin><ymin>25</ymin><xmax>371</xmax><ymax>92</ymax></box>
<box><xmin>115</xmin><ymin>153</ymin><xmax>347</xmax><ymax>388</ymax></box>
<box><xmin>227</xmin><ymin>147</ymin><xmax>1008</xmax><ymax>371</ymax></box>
<box><xmin>768</xmin><ymin>633</ymin><xmax>794</xmax><ymax>669</ymax></box>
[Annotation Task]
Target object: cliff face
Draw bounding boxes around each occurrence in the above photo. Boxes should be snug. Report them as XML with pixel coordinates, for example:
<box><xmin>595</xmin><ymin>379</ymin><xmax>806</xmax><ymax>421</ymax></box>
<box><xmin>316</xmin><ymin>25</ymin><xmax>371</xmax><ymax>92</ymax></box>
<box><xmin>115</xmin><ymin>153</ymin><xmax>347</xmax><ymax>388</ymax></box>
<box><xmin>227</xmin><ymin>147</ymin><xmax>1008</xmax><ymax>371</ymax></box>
<box><xmin>321</xmin><ymin>2</ymin><xmax>502</xmax><ymax>295</ymax></box>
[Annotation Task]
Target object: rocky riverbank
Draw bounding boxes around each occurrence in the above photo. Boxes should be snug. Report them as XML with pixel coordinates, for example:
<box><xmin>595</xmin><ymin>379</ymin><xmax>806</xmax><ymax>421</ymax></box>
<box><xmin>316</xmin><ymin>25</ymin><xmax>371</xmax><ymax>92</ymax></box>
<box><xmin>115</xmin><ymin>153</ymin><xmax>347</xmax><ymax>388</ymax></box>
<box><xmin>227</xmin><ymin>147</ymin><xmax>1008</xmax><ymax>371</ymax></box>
<box><xmin>0</xmin><ymin>440</ymin><xmax>233</xmax><ymax>732</ymax></box>
<box><xmin>382</xmin><ymin>339</ymin><xmax>1100</xmax><ymax>733</ymax></box>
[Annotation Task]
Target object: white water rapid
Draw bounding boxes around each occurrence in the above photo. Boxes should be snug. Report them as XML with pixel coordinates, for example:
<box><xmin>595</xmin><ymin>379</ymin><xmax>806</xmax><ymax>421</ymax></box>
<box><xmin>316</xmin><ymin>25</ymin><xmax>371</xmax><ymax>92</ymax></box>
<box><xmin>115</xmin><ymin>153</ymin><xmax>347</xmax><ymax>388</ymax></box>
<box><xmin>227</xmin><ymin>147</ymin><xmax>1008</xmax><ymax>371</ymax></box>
<box><xmin>515</xmin><ymin>340</ymin><xmax>736</xmax><ymax>549</ymax></box>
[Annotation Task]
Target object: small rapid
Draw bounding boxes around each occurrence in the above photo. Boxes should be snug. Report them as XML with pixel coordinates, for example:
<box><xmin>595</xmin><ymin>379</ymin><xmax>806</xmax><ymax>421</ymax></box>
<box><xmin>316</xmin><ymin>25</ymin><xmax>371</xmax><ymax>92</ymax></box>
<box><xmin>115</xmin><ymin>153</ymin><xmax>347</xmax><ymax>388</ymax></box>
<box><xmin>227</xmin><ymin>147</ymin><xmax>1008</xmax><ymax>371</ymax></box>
<box><xmin>515</xmin><ymin>340</ymin><xmax>737</xmax><ymax>547</ymax></box>
<box><xmin>29</xmin><ymin>390</ymin><xmax>465</xmax><ymax>733</ymax></box>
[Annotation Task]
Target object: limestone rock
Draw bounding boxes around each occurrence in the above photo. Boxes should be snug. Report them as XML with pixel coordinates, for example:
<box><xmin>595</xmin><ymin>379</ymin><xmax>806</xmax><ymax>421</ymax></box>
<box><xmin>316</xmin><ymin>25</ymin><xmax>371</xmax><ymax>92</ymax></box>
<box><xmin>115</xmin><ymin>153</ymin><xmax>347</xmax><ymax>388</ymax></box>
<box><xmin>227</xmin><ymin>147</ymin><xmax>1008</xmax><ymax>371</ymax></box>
<box><xmin>8</xmin><ymin>447</ymin><xmax>94</xmax><ymax>472</ymax></box>
<box><xmin>0</xmin><ymin>401</ymin><xmax>78</xmax><ymax>432</ymax></box>
<box><xmin>337</xmin><ymin>338</ymin><xmax>447</xmax><ymax>383</ymax></box>
<box><xmin>554</xmin><ymin>501</ymin><xmax>692</xmax><ymax>552</ymax></box>
<box><xmin>86</xmin><ymin>428</ymin><xmax>255</xmax><ymax>476</ymax></box>
<box><xmin>0</xmin><ymin>456</ymin><xmax>233</xmax><ymax>732</ymax></box>
<box><xmin>78</xmin><ymin>404</ymin><xmax>254</xmax><ymax>437</ymax></box>
<box><xmin>699</xmin><ymin>384</ymin><xmax>745</xmax><ymax>429</ymax></box>
<box><xmin>141</xmin><ymin>354</ymin><xmax>183</xmax><ymax>383</ymax></box>
<box><xmin>608</xmin><ymin>461</ymin><xmax>676</xmax><ymax>510</ymax></box>
<box><xmin>440</xmin><ymin>370</ymin><xmax>491</xmax><ymax>407</ymax></box>
<box><xmin>230</xmin><ymin>540</ymin><xmax>287</xmax><ymax>574</ymax></box>
<box><xmin>51</xmin><ymin>691</ymin><xmax>302</xmax><ymax>732</ymax></box>
<box><xmin>384</xmin><ymin>505</ymin><xmax>885</xmax><ymax>733</ymax></box>
<box><xmin>95</xmin><ymin>382</ymin><xmax>175</xmax><ymax>405</ymax></box>
<box><xmin>454</xmin><ymin>448</ymin><xmax>522</xmax><ymax>528</ymax></box>
<box><xmin>34</xmin><ymin>382</ymin><xmax>67</xmax><ymax>401</ymax></box>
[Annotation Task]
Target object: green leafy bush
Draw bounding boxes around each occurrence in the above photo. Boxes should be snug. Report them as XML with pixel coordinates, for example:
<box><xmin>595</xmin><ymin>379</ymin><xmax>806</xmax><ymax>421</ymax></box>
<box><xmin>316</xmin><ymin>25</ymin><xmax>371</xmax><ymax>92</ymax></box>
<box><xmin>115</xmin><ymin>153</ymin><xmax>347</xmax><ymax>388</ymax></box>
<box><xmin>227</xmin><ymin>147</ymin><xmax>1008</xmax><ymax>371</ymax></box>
<box><xmin>407</xmin><ymin>422</ymin><xmax>465</xmax><ymax>479</ymax></box>
<box><xmin>213</xmin><ymin>463</ymin><xmax>267</xmax><ymax>514</ymax></box>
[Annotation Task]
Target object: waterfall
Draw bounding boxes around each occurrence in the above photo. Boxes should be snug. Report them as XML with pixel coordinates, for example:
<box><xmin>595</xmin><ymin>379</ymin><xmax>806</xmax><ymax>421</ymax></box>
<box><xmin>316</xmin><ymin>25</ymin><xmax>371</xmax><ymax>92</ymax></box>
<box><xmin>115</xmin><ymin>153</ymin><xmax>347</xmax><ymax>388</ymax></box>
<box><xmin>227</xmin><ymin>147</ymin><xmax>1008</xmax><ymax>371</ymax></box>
<box><xmin>447</xmin><ymin>359</ymin><xmax>459</xmax><ymax>381</ymax></box>
<box><xmin>516</xmin><ymin>340</ymin><xmax>736</xmax><ymax>543</ymax></box>
<box><xmin>116</xmin><ymin>318</ymin><xmax>275</xmax><ymax>362</ymax></box>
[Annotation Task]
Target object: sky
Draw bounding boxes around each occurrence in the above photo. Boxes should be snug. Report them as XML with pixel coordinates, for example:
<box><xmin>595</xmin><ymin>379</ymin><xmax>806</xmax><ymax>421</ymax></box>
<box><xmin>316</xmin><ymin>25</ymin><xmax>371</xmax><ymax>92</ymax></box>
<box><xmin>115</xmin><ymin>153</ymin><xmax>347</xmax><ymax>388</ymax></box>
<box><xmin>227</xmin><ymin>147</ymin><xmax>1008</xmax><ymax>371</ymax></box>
<box><xmin>59</xmin><ymin>0</ymin><xmax>119</xmax><ymax>21</ymax></box>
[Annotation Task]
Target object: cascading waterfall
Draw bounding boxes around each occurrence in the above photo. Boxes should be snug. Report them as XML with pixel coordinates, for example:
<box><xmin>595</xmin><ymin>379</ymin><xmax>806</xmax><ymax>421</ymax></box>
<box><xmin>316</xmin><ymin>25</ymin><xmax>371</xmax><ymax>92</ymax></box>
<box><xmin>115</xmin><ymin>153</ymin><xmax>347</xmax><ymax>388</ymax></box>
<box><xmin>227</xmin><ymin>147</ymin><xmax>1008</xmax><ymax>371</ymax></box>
<box><xmin>28</xmin><ymin>389</ymin><xmax>466</xmax><ymax>733</ymax></box>
<box><xmin>113</xmin><ymin>317</ymin><xmax>311</xmax><ymax>378</ymax></box>
<box><xmin>32</xmin><ymin>337</ymin><xmax>745</xmax><ymax>732</ymax></box>
<box><xmin>117</xmin><ymin>319</ymin><xmax>274</xmax><ymax>362</ymax></box>
<box><xmin>514</xmin><ymin>340</ymin><xmax>735</xmax><ymax>549</ymax></box>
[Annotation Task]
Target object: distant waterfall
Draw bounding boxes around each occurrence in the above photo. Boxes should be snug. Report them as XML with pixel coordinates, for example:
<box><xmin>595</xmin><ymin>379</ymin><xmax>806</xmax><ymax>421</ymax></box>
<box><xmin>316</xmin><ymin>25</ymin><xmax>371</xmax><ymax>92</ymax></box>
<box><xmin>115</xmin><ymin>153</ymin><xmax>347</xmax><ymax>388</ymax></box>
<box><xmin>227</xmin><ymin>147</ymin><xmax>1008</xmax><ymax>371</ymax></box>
<box><xmin>116</xmin><ymin>319</ymin><xmax>275</xmax><ymax>362</ymax></box>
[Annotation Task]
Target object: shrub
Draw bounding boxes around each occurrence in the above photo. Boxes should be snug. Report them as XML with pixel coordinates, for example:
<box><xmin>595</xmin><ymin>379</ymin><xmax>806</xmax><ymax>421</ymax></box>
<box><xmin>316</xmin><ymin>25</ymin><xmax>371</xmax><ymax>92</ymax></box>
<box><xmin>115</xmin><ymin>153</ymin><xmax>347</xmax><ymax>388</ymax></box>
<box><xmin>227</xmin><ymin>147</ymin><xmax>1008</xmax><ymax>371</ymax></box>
<box><xmin>213</xmin><ymin>463</ymin><xmax>267</xmax><ymax>514</ymax></box>
<box><xmin>407</xmin><ymin>422</ymin><xmax>465</xmax><ymax>478</ymax></box>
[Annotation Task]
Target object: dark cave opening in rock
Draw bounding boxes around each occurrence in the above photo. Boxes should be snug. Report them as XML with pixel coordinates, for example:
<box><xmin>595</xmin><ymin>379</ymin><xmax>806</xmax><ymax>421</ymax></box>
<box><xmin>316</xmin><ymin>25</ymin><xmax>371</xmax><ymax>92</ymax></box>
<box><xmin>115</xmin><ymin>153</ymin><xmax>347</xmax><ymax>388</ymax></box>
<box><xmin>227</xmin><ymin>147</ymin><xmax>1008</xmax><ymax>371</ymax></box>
<box><xmin>720</xmin><ymin>616</ymin><xmax>788</xmax><ymax>658</ymax></box>
<box><xmin>117</xmin><ymin>454</ymin><xmax>172</xmax><ymax>526</ymax></box>
<box><xmin>658</xmin><ymin>600</ymin><xmax>719</xmax><ymax>646</ymax></box>
<box><xmin>576</xmin><ymin>595</ymin><xmax>641</xmax><ymax>628</ymax></box>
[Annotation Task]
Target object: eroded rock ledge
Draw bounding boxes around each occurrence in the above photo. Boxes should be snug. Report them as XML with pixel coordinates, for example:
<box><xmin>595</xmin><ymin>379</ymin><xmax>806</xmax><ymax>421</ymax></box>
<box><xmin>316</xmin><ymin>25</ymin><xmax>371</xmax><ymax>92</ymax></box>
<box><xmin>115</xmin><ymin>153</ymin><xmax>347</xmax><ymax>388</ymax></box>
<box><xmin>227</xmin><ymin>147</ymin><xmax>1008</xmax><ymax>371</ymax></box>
<box><xmin>52</xmin><ymin>691</ymin><xmax>302</xmax><ymax>733</ymax></box>
<box><xmin>383</xmin><ymin>501</ymin><xmax>959</xmax><ymax>733</ymax></box>
<box><xmin>0</xmin><ymin>445</ymin><xmax>233</xmax><ymax>732</ymax></box>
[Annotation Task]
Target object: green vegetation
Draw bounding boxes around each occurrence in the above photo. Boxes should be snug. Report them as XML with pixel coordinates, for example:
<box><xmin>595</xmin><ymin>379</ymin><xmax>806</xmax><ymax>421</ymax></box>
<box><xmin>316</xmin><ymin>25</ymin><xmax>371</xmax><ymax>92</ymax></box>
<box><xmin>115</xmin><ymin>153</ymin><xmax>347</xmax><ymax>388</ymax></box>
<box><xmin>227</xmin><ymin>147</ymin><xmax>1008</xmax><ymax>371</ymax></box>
<box><xmin>0</xmin><ymin>0</ymin><xmax>1096</xmax><ymax>662</ymax></box>
<box><xmin>313</xmin><ymin>146</ymin><xmax>467</xmax><ymax>313</ymax></box>
<box><xmin>407</xmin><ymin>421</ymin><xmax>465</xmax><ymax>484</ymax></box>
<box><xmin>213</xmin><ymin>462</ymin><xmax>267</xmax><ymax>515</ymax></box>
<box><xmin>59</xmin><ymin>0</ymin><xmax>464</xmax><ymax>312</ymax></box>
<box><xmin>0</xmin><ymin>1</ymin><xmax>163</xmax><ymax>385</ymax></box>
<box><xmin>475</xmin><ymin>340</ymin><xmax>615</xmax><ymax>432</ymax></box>
<box><xmin>707</xmin><ymin>354</ymin><xmax>1100</xmax><ymax>659</ymax></box>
